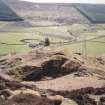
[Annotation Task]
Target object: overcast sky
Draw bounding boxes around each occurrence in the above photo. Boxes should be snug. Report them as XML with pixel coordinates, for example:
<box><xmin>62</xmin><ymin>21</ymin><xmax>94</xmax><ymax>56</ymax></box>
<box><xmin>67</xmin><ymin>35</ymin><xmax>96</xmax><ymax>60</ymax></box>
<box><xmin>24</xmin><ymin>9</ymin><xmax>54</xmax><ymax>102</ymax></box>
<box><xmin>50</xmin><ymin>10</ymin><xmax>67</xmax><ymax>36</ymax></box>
<box><xmin>21</xmin><ymin>0</ymin><xmax>105</xmax><ymax>4</ymax></box>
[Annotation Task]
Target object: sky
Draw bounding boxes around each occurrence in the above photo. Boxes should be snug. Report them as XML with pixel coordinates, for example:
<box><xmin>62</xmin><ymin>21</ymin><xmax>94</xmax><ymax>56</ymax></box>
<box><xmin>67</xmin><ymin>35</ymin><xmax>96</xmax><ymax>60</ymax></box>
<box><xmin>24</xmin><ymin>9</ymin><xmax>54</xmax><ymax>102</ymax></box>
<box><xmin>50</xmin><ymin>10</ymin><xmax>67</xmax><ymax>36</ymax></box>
<box><xmin>21</xmin><ymin>0</ymin><xmax>105</xmax><ymax>4</ymax></box>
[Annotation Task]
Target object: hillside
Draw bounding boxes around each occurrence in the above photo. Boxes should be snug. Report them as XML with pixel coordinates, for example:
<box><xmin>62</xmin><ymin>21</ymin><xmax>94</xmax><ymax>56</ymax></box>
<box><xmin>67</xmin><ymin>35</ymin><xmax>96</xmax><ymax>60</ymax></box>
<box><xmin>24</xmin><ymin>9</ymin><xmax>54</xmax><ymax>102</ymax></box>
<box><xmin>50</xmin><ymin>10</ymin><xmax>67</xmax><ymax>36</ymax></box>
<box><xmin>0</xmin><ymin>0</ymin><xmax>23</xmax><ymax>21</ymax></box>
<box><xmin>0</xmin><ymin>0</ymin><xmax>105</xmax><ymax>25</ymax></box>
<box><xmin>3</xmin><ymin>0</ymin><xmax>90</xmax><ymax>25</ymax></box>
<box><xmin>75</xmin><ymin>4</ymin><xmax>105</xmax><ymax>23</ymax></box>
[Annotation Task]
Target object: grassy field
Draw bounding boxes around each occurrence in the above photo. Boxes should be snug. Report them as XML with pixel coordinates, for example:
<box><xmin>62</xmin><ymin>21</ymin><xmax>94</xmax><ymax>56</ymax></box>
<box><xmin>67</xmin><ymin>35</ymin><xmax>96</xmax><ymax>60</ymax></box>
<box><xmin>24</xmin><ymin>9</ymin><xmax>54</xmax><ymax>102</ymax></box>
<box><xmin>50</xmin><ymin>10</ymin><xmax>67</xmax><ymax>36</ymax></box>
<box><xmin>0</xmin><ymin>1</ymin><xmax>105</xmax><ymax>56</ymax></box>
<box><xmin>0</xmin><ymin>23</ymin><xmax>105</xmax><ymax>56</ymax></box>
<box><xmin>0</xmin><ymin>27</ymin><xmax>68</xmax><ymax>54</ymax></box>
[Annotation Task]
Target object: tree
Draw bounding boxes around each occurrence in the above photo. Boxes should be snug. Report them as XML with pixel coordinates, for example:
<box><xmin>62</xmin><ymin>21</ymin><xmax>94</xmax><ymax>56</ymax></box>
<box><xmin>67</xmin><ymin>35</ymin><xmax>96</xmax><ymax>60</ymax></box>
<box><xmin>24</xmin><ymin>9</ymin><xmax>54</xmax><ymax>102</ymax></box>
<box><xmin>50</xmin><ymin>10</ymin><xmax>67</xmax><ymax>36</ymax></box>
<box><xmin>44</xmin><ymin>37</ymin><xmax>50</xmax><ymax>47</ymax></box>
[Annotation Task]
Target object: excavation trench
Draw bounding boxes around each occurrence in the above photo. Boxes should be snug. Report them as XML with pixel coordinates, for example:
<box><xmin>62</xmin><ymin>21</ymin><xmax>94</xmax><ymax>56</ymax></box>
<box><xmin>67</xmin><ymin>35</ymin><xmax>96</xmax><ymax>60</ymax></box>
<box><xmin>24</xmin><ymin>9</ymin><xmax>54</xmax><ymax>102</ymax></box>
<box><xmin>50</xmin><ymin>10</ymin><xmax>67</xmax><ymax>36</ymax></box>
<box><xmin>9</xmin><ymin>57</ymin><xmax>84</xmax><ymax>81</ymax></box>
<box><xmin>22</xmin><ymin>57</ymin><xmax>68</xmax><ymax>81</ymax></box>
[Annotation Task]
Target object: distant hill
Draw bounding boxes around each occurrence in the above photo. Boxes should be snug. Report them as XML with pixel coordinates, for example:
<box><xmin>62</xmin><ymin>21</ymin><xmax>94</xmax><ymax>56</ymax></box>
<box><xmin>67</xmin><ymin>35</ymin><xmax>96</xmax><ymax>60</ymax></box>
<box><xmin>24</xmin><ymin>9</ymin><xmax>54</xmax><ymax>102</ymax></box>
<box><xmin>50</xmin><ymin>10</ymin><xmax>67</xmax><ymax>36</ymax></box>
<box><xmin>4</xmin><ymin>0</ymin><xmax>90</xmax><ymax>25</ymax></box>
<box><xmin>0</xmin><ymin>0</ymin><xmax>23</xmax><ymax>21</ymax></box>
<box><xmin>1</xmin><ymin>0</ymin><xmax>105</xmax><ymax>24</ymax></box>
<box><xmin>75</xmin><ymin>4</ymin><xmax>105</xmax><ymax>23</ymax></box>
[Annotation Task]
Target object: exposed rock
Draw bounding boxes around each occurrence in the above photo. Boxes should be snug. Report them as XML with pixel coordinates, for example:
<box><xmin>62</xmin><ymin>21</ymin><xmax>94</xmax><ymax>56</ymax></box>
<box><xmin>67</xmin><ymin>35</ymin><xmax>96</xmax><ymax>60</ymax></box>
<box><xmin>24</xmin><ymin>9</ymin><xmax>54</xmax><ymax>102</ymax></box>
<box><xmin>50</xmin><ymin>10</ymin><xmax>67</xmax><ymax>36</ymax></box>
<box><xmin>61</xmin><ymin>59</ymin><xmax>84</xmax><ymax>73</ymax></box>
<box><xmin>48</xmin><ymin>95</ymin><xmax>64</xmax><ymax>104</ymax></box>
<box><xmin>61</xmin><ymin>98</ymin><xmax>78</xmax><ymax>105</ymax></box>
<box><xmin>9</xmin><ymin>89</ymin><xmax>41</xmax><ymax>99</ymax></box>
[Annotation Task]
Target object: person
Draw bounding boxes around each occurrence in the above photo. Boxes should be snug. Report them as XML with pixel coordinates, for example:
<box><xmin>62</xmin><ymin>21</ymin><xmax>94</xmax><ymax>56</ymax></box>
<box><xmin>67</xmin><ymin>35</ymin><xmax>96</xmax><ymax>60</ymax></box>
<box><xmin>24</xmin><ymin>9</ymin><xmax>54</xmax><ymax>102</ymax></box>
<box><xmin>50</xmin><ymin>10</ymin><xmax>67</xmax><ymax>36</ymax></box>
<box><xmin>44</xmin><ymin>37</ymin><xmax>50</xmax><ymax>47</ymax></box>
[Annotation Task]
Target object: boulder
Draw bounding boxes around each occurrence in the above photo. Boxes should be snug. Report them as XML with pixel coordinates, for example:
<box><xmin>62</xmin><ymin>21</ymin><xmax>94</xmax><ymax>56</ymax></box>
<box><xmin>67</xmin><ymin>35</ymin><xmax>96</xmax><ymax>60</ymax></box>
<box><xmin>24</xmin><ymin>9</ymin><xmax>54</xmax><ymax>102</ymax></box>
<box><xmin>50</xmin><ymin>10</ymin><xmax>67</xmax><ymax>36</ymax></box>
<box><xmin>61</xmin><ymin>59</ymin><xmax>83</xmax><ymax>73</ymax></box>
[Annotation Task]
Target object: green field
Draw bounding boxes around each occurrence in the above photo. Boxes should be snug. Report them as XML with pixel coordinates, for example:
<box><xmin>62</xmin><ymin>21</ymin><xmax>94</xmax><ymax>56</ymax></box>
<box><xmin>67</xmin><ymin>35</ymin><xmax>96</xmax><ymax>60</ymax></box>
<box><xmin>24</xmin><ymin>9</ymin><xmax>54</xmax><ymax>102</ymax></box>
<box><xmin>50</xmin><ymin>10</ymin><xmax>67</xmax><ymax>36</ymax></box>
<box><xmin>0</xmin><ymin>23</ymin><xmax>105</xmax><ymax>56</ymax></box>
